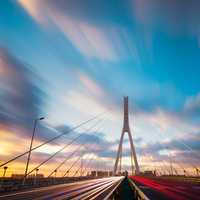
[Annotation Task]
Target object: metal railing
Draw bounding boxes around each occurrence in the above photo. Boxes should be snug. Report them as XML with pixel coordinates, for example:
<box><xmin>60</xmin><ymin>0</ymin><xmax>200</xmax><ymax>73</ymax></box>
<box><xmin>128</xmin><ymin>178</ymin><xmax>150</xmax><ymax>200</ymax></box>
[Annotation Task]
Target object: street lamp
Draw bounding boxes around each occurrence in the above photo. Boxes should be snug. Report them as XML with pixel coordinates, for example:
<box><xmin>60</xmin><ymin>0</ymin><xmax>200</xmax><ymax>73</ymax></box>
<box><xmin>54</xmin><ymin>169</ymin><xmax>57</xmax><ymax>178</ymax></box>
<box><xmin>53</xmin><ymin>170</ymin><xmax>57</xmax><ymax>184</ymax></box>
<box><xmin>3</xmin><ymin>166</ymin><xmax>8</xmax><ymax>178</ymax></box>
<box><xmin>0</xmin><ymin>166</ymin><xmax>8</xmax><ymax>188</ymax></box>
<box><xmin>196</xmin><ymin>168</ymin><xmax>199</xmax><ymax>177</ymax></box>
<box><xmin>34</xmin><ymin>168</ymin><xmax>39</xmax><ymax>186</ymax></box>
<box><xmin>23</xmin><ymin>117</ymin><xmax>44</xmax><ymax>185</ymax></box>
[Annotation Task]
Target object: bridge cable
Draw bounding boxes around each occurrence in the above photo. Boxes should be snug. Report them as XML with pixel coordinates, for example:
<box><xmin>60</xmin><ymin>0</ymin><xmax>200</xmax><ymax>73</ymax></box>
<box><xmin>46</xmin><ymin>121</ymin><xmax>104</xmax><ymax>177</ymax></box>
<box><xmin>142</xmin><ymin>128</ymin><xmax>196</xmax><ymax>175</ymax></box>
<box><xmin>26</xmin><ymin>118</ymin><xmax>104</xmax><ymax>177</ymax></box>
<box><xmin>62</xmin><ymin>154</ymin><xmax>83</xmax><ymax>177</ymax></box>
<box><xmin>72</xmin><ymin>140</ymin><xmax>103</xmax><ymax>177</ymax></box>
<box><xmin>77</xmin><ymin>139</ymin><xmax>105</xmax><ymax>177</ymax></box>
<box><xmin>63</xmin><ymin>144</ymin><xmax>97</xmax><ymax>177</ymax></box>
<box><xmin>0</xmin><ymin>112</ymin><xmax>106</xmax><ymax>168</ymax></box>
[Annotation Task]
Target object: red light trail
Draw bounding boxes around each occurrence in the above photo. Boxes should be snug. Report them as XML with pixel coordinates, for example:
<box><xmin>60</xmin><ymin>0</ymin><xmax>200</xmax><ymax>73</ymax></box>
<box><xmin>130</xmin><ymin>176</ymin><xmax>200</xmax><ymax>200</ymax></box>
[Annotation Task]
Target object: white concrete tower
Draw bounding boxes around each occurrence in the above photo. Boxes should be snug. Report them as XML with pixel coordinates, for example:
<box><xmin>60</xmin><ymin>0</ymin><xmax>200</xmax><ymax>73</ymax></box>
<box><xmin>114</xmin><ymin>96</ymin><xmax>140</xmax><ymax>175</ymax></box>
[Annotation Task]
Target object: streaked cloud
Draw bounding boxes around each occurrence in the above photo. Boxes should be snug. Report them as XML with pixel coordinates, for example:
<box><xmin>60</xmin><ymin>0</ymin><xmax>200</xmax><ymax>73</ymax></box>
<box><xmin>0</xmin><ymin>48</ymin><xmax>44</xmax><ymax>128</ymax></box>
<box><xmin>65</xmin><ymin>91</ymin><xmax>106</xmax><ymax>116</ymax></box>
<box><xmin>132</xmin><ymin>0</ymin><xmax>200</xmax><ymax>38</ymax></box>
<box><xmin>78</xmin><ymin>72</ymin><xmax>105</xmax><ymax>97</ymax></box>
<box><xmin>184</xmin><ymin>93</ymin><xmax>200</xmax><ymax>117</ymax></box>
<box><xmin>18</xmin><ymin>0</ymin><xmax>140</xmax><ymax>62</ymax></box>
<box><xmin>18</xmin><ymin>0</ymin><xmax>116</xmax><ymax>60</ymax></box>
<box><xmin>18</xmin><ymin>0</ymin><xmax>46</xmax><ymax>24</ymax></box>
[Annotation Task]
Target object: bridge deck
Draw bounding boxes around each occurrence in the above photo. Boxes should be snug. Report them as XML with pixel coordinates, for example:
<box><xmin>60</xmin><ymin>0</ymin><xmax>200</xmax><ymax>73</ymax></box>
<box><xmin>0</xmin><ymin>177</ymin><xmax>123</xmax><ymax>200</ymax></box>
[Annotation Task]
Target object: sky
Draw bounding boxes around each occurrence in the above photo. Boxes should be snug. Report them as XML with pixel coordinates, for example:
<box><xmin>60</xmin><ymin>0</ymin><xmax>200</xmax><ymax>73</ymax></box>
<box><xmin>0</xmin><ymin>0</ymin><xmax>200</xmax><ymax>176</ymax></box>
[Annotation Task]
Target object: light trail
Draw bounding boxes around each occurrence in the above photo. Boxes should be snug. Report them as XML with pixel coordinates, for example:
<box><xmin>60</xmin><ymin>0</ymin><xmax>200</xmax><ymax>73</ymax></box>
<box><xmin>0</xmin><ymin>177</ymin><xmax>124</xmax><ymax>200</ymax></box>
<box><xmin>130</xmin><ymin>176</ymin><xmax>200</xmax><ymax>200</ymax></box>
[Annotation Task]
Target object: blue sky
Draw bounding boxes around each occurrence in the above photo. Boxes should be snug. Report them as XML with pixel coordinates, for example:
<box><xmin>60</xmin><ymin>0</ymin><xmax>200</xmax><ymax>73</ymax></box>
<box><xmin>0</xmin><ymin>0</ymin><xmax>200</xmax><ymax>175</ymax></box>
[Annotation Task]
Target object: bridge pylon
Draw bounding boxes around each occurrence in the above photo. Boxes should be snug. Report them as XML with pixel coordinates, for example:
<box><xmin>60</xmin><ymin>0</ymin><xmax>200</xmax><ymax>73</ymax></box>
<box><xmin>114</xmin><ymin>96</ymin><xmax>140</xmax><ymax>175</ymax></box>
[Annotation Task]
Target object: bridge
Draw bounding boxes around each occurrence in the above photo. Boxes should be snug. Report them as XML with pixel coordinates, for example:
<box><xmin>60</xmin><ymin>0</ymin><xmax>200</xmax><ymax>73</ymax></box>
<box><xmin>0</xmin><ymin>97</ymin><xmax>199</xmax><ymax>200</ymax></box>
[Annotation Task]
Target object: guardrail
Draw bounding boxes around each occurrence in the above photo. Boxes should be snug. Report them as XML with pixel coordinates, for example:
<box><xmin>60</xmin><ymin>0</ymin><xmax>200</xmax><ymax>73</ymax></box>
<box><xmin>128</xmin><ymin>178</ymin><xmax>150</xmax><ymax>200</ymax></box>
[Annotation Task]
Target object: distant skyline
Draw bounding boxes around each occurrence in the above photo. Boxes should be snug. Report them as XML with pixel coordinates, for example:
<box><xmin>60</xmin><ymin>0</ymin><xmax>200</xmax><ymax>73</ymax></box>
<box><xmin>0</xmin><ymin>0</ymin><xmax>200</xmax><ymax>176</ymax></box>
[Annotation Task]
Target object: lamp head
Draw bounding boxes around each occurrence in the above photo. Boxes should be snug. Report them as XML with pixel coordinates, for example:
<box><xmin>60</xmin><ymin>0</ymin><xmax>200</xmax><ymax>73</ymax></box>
<box><xmin>39</xmin><ymin>117</ymin><xmax>45</xmax><ymax>120</ymax></box>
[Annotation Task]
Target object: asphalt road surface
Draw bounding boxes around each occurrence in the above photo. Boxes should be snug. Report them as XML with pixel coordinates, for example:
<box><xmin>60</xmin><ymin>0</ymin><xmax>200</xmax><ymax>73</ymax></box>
<box><xmin>0</xmin><ymin>177</ymin><xmax>124</xmax><ymax>200</ymax></box>
<box><xmin>130</xmin><ymin>176</ymin><xmax>200</xmax><ymax>200</ymax></box>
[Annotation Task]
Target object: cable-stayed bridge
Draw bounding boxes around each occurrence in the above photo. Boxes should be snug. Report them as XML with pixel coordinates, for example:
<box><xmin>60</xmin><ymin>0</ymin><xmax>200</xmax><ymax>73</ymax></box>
<box><xmin>0</xmin><ymin>97</ymin><xmax>199</xmax><ymax>200</ymax></box>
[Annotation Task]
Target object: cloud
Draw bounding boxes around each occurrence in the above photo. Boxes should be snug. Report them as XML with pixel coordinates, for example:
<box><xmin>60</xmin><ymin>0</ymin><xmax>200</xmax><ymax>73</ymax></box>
<box><xmin>137</xmin><ymin>132</ymin><xmax>200</xmax><ymax>164</ymax></box>
<box><xmin>15</xmin><ymin>0</ymin><xmax>200</xmax><ymax>119</ymax></box>
<box><xmin>62</xmin><ymin>71</ymin><xmax>120</xmax><ymax>122</ymax></box>
<box><xmin>132</xmin><ymin>0</ymin><xmax>200</xmax><ymax>38</ymax></box>
<box><xmin>65</xmin><ymin>90</ymin><xmax>106</xmax><ymax>117</ymax></box>
<box><xmin>18</xmin><ymin>0</ymin><xmax>140</xmax><ymax>62</ymax></box>
<box><xmin>18</xmin><ymin>0</ymin><xmax>117</xmax><ymax>61</ymax></box>
<box><xmin>184</xmin><ymin>93</ymin><xmax>200</xmax><ymax>117</ymax></box>
<box><xmin>50</xmin><ymin>13</ymin><xmax>117</xmax><ymax>61</ymax></box>
<box><xmin>18</xmin><ymin>0</ymin><xmax>45</xmax><ymax>24</ymax></box>
<box><xmin>138</xmin><ymin>109</ymin><xmax>181</xmax><ymax>132</ymax></box>
<box><xmin>78</xmin><ymin>72</ymin><xmax>104</xmax><ymax>97</ymax></box>
<box><xmin>18</xmin><ymin>0</ymin><xmax>131</xmax><ymax>26</ymax></box>
<box><xmin>0</xmin><ymin>48</ymin><xmax>44</xmax><ymax>129</ymax></box>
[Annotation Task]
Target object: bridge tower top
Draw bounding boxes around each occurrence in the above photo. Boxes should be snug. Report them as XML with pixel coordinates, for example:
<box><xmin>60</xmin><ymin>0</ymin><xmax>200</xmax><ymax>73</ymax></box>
<box><xmin>123</xmin><ymin>96</ymin><xmax>130</xmax><ymax>132</ymax></box>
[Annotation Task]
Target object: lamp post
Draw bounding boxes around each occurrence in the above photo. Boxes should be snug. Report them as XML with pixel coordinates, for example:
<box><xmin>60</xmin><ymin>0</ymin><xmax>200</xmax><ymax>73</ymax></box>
<box><xmin>54</xmin><ymin>170</ymin><xmax>57</xmax><ymax>178</ymax></box>
<box><xmin>23</xmin><ymin>117</ymin><xmax>44</xmax><ymax>185</ymax></box>
<box><xmin>34</xmin><ymin>168</ymin><xmax>39</xmax><ymax>186</ymax></box>
<box><xmin>3</xmin><ymin>166</ymin><xmax>8</xmax><ymax>178</ymax></box>
<box><xmin>54</xmin><ymin>170</ymin><xmax>57</xmax><ymax>184</ymax></box>
<box><xmin>196</xmin><ymin>168</ymin><xmax>199</xmax><ymax>177</ymax></box>
<box><xmin>0</xmin><ymin>166</ymin><xmax>8</xmax><ymax>188</ymax></box>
